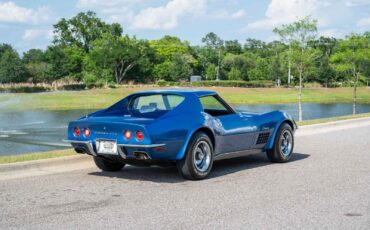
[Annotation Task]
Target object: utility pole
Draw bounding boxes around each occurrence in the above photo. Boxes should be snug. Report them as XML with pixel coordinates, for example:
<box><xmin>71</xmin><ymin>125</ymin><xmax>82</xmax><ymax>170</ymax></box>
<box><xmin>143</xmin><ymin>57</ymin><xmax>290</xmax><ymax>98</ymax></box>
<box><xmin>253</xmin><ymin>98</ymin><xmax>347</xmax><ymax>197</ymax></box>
<box><xmin>216</xmin><ymin>48</ymin><xmax>221</xmax><ymax>81</ymax></box>
<box><xmin>288</xmin><ymin>44</ymin><xmax>291</xmax><ymax>85</ymax></box>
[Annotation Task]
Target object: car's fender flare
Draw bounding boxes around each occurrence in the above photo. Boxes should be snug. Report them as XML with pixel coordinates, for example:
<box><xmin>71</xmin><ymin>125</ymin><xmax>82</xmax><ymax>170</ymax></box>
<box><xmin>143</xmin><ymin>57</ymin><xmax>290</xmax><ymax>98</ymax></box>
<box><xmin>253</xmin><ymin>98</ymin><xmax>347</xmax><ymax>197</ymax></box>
<box><xmin>176</xmin><ymin>126</ymin><xmax>216</xmax><ymax>160</ymax></box>
<box><xmin>265</xmin><ymin>118</ymin><xmax>296</xmax><ymax>150</ymax></box>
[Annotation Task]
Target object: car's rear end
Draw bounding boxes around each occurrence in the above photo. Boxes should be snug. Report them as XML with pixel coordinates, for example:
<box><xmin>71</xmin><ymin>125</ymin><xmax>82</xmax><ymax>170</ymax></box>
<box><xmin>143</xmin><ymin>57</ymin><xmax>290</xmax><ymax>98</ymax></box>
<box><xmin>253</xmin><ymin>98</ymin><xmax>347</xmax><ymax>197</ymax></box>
<box><xmin>65</xmin><ymin>92</ymin><xmax>190</xmax><ymax>165</ymax></box>
<box><xmin>66</xmin><ymin>114</ymin><xmax>174</xmax><ymax>165</ymax></box>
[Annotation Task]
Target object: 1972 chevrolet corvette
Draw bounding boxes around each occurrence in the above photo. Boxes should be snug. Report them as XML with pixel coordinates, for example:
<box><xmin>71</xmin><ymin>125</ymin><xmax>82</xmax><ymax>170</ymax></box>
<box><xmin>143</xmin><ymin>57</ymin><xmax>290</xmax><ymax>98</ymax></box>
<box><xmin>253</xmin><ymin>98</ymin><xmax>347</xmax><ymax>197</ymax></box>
<box><xmin>65</xmin><ymin>89</ymin><xmax>297</xmax><ymax>180</ymax></box>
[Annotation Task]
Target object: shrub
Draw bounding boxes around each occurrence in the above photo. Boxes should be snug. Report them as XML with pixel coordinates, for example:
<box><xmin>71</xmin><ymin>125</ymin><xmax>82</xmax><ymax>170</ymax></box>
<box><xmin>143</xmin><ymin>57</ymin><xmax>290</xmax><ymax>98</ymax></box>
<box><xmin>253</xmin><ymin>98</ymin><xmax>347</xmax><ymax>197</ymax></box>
<box><xmin>0</xmin><ymin>86</ymin><xmax>49</xmax><ymax>93</ymax></box>
<box><xmin>58</xmin><ymin>84</ymin><xmax>86</xmax><ymax>90</ymax></box>
<box><xmin>157</xmin><ymin>80</ymin><xmax>274</xmax><ymax>88</ymax></box>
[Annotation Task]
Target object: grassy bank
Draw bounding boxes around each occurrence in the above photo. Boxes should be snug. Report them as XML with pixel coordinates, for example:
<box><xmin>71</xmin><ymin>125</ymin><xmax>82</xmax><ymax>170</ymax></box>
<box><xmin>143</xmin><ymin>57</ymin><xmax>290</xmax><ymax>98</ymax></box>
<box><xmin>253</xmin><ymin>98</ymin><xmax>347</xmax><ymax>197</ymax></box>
<box><xmin>0</xmin><ymin>112</ymin><xmax>369</xmax><ymax>165</ymax></box>
<box><xmin>0</xmin><ymin>149</ymin><xmax>75</xmax><ymax>164</ymax></box>
<box><xmin>1</xmin><ymin>86</ymin><xmax>370</xmax><ymax>111</ymax></box>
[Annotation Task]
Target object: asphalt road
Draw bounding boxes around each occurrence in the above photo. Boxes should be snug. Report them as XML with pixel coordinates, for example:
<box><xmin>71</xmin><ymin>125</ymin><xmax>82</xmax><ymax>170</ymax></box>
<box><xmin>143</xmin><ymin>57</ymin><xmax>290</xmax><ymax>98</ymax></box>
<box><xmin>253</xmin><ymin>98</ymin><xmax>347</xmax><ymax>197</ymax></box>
<box><xmin>1</xmin><ymin>118</ymin><xmax>370</xmax><ymax>229</ymax></box>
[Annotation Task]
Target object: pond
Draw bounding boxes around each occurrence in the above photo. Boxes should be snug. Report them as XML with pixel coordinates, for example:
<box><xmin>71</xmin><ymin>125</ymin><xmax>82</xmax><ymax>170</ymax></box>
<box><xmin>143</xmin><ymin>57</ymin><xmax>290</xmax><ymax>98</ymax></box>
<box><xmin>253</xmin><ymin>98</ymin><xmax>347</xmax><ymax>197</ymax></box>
<box><xmin>1</xmin><ymin>103</ymin><xmax>370</xmax><ymax>156</ymax></box>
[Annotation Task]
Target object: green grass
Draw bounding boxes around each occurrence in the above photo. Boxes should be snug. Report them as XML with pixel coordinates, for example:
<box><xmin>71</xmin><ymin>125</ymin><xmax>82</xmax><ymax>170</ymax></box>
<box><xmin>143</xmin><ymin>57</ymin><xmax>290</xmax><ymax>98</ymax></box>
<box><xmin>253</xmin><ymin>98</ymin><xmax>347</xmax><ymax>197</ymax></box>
<box><xmin>0</xmin><ymin>86</ymin><xmax>369</xmax><ymax>111</ymax></box>
<box><xmin>0</xmin><ymin>149</ymin><xmax>76</xmax><ymax>164</ymax></box>
<box><xmin>297</xmin><ymin>112</ymin><xmax>370</xmax><ymax>126</ymax></box>
<box><xmin>0</xmin><ymin>112</ymin><xmax>369</xmax><ymax>165</ymax></box>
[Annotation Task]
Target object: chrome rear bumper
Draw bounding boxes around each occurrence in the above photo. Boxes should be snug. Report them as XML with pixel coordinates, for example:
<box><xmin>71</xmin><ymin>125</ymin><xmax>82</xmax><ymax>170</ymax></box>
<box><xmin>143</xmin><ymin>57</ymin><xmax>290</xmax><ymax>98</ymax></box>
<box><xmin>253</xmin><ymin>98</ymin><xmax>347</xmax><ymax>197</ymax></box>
<box><xmin>63</xmin><ymin>140</ymin><xmax>165</xmax><ymax>159</ymax></box>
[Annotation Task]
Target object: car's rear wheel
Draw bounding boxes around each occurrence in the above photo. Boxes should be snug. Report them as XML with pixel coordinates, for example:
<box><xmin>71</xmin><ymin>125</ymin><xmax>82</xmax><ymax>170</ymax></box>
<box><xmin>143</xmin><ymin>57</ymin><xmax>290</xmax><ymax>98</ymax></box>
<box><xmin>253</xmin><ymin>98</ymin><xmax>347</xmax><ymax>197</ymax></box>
<box><xmin>266</xmin><ymin>123</ymin><xmax>294</xmax><ymax>163</ymax></box>
<box><xmin>177</xmin><ymin>132</ymin><xmax>214</xmax><ymax>180</ymax></box>
<box><xmin>93</xmin><ymin>156</ymin><xmax>125</xmax><ymax>172</ymax></box>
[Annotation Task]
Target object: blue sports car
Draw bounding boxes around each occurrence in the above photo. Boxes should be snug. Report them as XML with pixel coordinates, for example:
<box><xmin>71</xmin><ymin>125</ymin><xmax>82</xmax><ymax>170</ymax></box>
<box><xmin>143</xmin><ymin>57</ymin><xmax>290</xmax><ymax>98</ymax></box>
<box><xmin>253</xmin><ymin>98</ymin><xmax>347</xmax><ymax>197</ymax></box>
<box><xmin>65</xmin><ymin>89</ymin><xmax>297</xmax><ymax>180</ymax></box>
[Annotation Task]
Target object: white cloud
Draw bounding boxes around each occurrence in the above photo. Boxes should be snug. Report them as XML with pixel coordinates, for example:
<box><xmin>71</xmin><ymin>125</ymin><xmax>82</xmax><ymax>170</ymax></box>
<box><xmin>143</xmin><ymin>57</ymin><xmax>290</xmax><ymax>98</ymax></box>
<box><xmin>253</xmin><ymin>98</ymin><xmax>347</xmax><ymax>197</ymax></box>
<box><xmin>77</xmin><ymin>0</ymin><xmax>143</xmax><ymax>8</ymax></box>
<box><xmin>345</xmin><ymin>0</ymin><xmax>370</xmax><ymax>6</ymax></box>
<box><xmin>247</xmin><ymin>0</ymin><xmax>320</xmax><ymax>29</ymax></box>
<box><xmin>213</xmin><ymin>9</ymin><xmax>246</xmax><ymax>19</ymax></box>
<box><xmin>22</xmin><ymin>29</ymin><xmax>53</xmax><ymax>41</ymax></box>
<box><xmin>131</xmin><ymin>0</ymin><xmax>206</xmax><ymax>30</ymax></box>
<box><xmin>357</xmin><ymin>17</ymin><xmax>370</xmax><ymax>27</ymax></box>
<box><xmin>0</xmin><ymin>2</ymin><xmax>51</xmax><ymax>24</ymax></box>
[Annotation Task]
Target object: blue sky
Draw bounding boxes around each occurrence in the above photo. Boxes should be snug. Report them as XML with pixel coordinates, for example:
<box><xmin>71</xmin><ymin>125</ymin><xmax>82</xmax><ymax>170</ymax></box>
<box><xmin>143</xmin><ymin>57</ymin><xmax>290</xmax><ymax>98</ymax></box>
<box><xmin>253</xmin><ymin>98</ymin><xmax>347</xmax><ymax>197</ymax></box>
<box><xmin>0</xmin><ymin>0</ymin><xmax>369</xmax><ymax>54</ymax></box>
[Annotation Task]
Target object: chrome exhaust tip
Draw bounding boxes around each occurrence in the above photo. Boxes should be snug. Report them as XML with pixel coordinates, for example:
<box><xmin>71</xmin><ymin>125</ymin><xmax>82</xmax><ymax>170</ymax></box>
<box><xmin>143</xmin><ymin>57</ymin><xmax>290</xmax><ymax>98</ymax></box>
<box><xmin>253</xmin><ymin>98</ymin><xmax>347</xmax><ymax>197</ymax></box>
<box><xmin>133</xmin><ymin>151</ymin><xmax>150</xmax><ymax>160</ymax></box>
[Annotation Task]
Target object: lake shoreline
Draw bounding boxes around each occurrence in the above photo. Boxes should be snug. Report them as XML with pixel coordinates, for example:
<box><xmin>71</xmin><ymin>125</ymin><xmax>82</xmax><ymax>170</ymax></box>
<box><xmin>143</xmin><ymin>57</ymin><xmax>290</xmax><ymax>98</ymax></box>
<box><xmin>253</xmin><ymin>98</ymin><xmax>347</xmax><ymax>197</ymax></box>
<box><xmin>1</xmin><ymin>87</ymin><xmax>370</xmax><ymax>111</ymax></box>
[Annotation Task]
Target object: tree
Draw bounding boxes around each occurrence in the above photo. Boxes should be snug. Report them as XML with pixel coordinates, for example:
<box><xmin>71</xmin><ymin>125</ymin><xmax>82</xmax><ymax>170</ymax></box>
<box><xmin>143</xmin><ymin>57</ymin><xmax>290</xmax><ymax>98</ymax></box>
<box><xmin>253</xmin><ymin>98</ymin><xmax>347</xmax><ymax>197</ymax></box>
<box><xmin>202</xmin><ymin>32</ymin><xmax>224</xmax><ymax>80</ymax></box>
<box><xmin>310</xmin><ymin>37</ymin><xmax>338</xmax><ymax>86</ymax></box>
<box><xmin>53</xmin><ymin>11</ymin><xmax>122</xmax><ymax>53</ymax></box>
<box><xmin>22</xmin><ymin>49</ymin><xmax>48</xmax><ymax>83</ymax></box>
<box><xmin>205</xmin><ymin>64</ymin><xmax>217</xmax><ymax>80</ymax></box>
<box><xmin>221</xmin><ymin>53</ymin><xmax>250</xmax><ymax>80</ymax></box>
<box><xmin>225</xmin><ymin>40</ymin><xmax>242</xmax><ymax>54</ymax></box>
<box><xmin>274</xmin><ymin>16</ymin><xmax>318</xmax><ymax>121</ymax></box>
<box><xmin>249</xmin><ymin>57</ymin><xmax>272</xmax><ymax>81</ymax></box>
<box><xmin>85</xmin><ymin>34</ymin><xmax>150</xmax><ymax>84</ymax></box>
<box><xmin>330</xmin><ymin>33</ymin><xmax>370</xmax><ymax>114</ymax></box>
<box><xmin>150</xmin><ymin>36</ymin><xmax>195</xmax><ymax>81</ymax></box>
<box><xmin>44</xmin><ymin>45</ymin><xmax>84</xmax><ymax>82</ymax></box>
<box><xmin>228</xmin><ymin>67</ymin><xmax>242</xmax><ymax>80</ymax></box>
<box><xmin>169</xmin><ymin>53</ymin><xmax>193</xmax><ymax>81</ymax></box>
<box><xmin>149</xmin><ymin>36</ymin><xmax>190</xmax><ymax>61</ymax></box>
<box><xmin>0</xmin><ymin>44</ymin><xmax>26</xmax><ymax>83</ymax></box>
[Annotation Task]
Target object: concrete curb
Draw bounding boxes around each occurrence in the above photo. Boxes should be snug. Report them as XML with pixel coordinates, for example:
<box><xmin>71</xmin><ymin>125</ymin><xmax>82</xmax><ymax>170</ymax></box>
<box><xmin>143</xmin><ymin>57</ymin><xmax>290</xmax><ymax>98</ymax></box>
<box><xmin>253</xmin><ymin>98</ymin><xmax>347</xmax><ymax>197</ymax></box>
<box><xmin>299</xmin><ymin>116</ymin><xmax>370</xmax><ymax>130</ymax></box>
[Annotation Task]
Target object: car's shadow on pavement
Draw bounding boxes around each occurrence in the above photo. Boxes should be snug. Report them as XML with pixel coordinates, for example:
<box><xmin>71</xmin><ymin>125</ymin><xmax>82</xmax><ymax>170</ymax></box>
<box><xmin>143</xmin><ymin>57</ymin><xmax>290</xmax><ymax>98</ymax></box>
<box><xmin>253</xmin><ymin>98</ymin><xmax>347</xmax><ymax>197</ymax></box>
<box><xmin>88</xmin><ymin>152</ymin><xmax>309</xmax><ymax>183</ymax></box>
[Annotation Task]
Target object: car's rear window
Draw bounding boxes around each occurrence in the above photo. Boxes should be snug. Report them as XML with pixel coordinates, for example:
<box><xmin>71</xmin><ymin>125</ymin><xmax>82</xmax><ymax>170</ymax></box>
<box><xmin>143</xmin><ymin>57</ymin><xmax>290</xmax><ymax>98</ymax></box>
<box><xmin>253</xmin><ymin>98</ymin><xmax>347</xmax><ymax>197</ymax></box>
<box><xmin>128</xmin><ymin>94</ymin><xmax>184</xmax><ymax>118</ymax></box>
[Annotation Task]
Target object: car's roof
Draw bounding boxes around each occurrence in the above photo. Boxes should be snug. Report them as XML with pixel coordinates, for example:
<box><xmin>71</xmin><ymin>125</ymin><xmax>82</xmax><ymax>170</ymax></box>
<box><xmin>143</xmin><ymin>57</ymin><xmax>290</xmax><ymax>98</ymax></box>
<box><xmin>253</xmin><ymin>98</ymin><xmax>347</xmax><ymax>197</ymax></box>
<box><xmin>134</xmin><ymin>88</ymin><xmax>217</xmax><ymax>97</ymax></box>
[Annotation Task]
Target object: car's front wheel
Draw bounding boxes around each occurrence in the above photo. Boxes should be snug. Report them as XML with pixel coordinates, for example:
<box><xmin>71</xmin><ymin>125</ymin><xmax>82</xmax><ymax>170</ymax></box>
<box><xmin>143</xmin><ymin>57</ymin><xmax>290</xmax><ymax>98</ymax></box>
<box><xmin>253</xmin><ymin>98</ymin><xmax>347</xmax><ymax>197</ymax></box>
<box><xmin>93</xmin><ymin>156</ymin><xmax>125</xmax><ymax>172</ymax></box>
<box><xmin>266</xmin><ymin>123</ymin><xmax>294</xmax><ymax>163</ymax></box>
<box><xmin>177</xmin><ymin>132</ymin><xmax>214</xmax><ymax>180</ymax></box>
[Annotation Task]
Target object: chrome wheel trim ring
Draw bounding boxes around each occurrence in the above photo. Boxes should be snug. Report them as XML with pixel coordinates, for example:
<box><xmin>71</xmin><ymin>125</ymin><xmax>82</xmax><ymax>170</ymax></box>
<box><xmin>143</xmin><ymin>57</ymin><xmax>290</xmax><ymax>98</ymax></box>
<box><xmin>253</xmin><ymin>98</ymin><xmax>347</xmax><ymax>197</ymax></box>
<box><xmin>193</xmin><ymin>140</ymin><xmax>211</xmax><ymax>172</ymax></box>
<box><xmin>280</xmin><ymin>130</ymin><xmax>293</xmax><ymax>157</ymax></box>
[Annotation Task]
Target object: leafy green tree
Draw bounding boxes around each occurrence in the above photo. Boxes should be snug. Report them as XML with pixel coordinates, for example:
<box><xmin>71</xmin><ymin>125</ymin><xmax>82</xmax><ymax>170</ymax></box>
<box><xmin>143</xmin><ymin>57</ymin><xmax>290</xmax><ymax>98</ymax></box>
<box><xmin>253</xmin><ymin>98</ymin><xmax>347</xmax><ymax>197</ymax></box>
<box><xmin>44</xmin><ymin>45</ymin><xmax>84</xmax><ymax>82</ymax></box>
<box><xmin>221</xmin><ymin>53</ymin><xmax>251</xmax><ymax>80</ymax></box>
<box><xmin>202</xmin><ymin>32</ymin><xmax>224</xmax><ymax>80</ymax></box>
<box><xmin>330</xmin><ymin>33</ymin><xmax>370</xmax><ymax>114</ymax></box>
<box><xmin>150</xmin><ymin>36</ymin><xmax>195</xmax><ymax>81</ymax></box>
<box><xmin>85</xmin><ymin>33</ymin><xmax>151</xmax><ymax>84</ymax></box>
<box><xmin>225</xmin><ymin>40</ymin><xmax>242</xmax><ymax>54</ymax></box>
<box><xmin>274</xmin><ymin>16</ymin><xmax>318</xmax><ymax>121</ymax></box>
<box><xmin>53</xmin><ymin>11</ymin><xmax>122</xmax><ymax>53</ymax></box>
<box><xmin>149</xmin><ymin>36</ymin><xmax>190</xmax><ymax>61</ymax></box>
<box><xmin>169</xmin><ymin>53</ymin><xmax>193</xmax><ymax>81</ymax></box>
<box><xmin>249</xmin><ymin>57</ymin><xmax>272</xmax><ymax>81</ymax></box>
<box><xmin>0</xmin><ymin>44</ymin><xmax>26</xmax><ymax>83</ymax></box>
<box><xmin>22</xmin><ymin>49</ymin><xmax>48</xmax><ymax>83</ymax></box>
<box><xmin>310</xmin><ymin>37</ymin><xmax>338</xmax><ymax>86</ymax></box>
<box><xmin>228</xmin><ymin>67</ymin><xmax>242</xmax><ymax>80</ymax></box>
<box><xmin>22</xmin><ymin>49</ymin><xmax>45</xmax><ymax>64</ymax></box>
<box><xmin>205</xmin><ymin>64</ymin><xmax>217</xmax><ymax>80</ymax></box>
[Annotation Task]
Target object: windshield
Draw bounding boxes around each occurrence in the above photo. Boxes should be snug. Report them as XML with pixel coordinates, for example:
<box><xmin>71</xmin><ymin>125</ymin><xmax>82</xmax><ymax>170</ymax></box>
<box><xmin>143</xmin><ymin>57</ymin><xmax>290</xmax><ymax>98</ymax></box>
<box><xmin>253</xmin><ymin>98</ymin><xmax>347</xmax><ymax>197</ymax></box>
<box><xmin>127</xmin><ymin>94</ymin><xmax>184</xmax><ymax>118</ymax></box>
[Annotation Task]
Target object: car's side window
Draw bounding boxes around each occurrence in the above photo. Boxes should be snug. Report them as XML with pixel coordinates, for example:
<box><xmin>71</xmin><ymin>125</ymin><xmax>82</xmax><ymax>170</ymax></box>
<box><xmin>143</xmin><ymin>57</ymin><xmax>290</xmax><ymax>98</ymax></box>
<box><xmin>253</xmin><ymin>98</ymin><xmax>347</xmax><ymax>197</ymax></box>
<box><xmin>128</xmin><ymin>94</ymin><xmax>185</xmax><ymax>118</ymax></box>
<box><xmin>131</xmin><ymin>95</ymin><xmax>166</xmax><ymax>114</ymax></box>
<box><xmin>200</xmin><ymin>95</ymin><xmax>234</xmax><ymax>116</ymax></box>
<box><xmin>164</xmin><ymin>95</ymin><xmax>185</xmax><ymax>109</ymax></box>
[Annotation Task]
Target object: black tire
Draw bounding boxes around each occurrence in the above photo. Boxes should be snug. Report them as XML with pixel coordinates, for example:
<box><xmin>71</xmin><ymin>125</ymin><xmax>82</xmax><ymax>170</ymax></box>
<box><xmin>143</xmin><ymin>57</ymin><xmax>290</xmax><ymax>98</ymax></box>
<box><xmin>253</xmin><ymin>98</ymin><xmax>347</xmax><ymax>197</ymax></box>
<box><xmin>177</xmin><ymin>132</ymin><xmax>214</xmax><ymax>180</ymax></box>
<box><xmin>93</xmin><ymin>156</ymin><xmax>125</xmax><ymax>172</ymax></box>
<box><xmin>266</xmin><ymin>123</ymin><xmax>294</xmax><ymax>163</ymax></box>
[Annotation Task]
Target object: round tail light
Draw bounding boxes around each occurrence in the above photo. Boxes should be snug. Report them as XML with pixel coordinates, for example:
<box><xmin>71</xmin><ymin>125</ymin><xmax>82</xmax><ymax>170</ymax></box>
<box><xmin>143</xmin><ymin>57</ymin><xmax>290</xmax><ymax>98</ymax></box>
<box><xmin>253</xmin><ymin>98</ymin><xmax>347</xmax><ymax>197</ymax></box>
<box><xmin>135</xmin><ymin>131</ymin><xmax>144</xmax><ymax>141</ymax></box>
<box><xmin>73</xmin><ymin>127</ymin><xmax>80</xmax><ymax>137</ymax></box>
<box><xmin>83</xmin><ymin>128</ymin><xmax>90</xmax><ymax>137</ymax></box>
<box><xmin>124</xmin><ymin>130</ymin><xmax>132</xmax><ymax>140</ymax></box>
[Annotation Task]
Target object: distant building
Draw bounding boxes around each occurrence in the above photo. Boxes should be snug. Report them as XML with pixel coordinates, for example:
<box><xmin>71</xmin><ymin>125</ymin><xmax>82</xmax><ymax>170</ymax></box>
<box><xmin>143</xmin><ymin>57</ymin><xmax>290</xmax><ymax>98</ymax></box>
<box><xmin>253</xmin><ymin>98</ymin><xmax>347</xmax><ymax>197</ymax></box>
<box><xmin>190</xmin><ymin>75</ymin><xmax>202</xmax><ymax>82</ymax></box>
